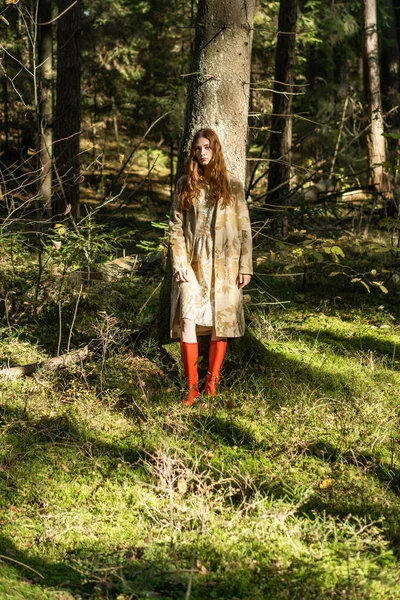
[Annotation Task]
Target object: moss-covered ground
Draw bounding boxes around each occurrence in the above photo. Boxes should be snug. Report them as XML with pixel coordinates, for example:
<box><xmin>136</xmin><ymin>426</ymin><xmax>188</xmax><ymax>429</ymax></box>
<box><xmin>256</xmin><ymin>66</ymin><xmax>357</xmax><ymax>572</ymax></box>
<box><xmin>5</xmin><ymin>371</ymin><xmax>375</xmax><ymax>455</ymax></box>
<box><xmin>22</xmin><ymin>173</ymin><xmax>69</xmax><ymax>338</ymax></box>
<box><xmin>1</xmin><ymin>260</ymin><xmax>400</xmax><ymax>599</ymax></box>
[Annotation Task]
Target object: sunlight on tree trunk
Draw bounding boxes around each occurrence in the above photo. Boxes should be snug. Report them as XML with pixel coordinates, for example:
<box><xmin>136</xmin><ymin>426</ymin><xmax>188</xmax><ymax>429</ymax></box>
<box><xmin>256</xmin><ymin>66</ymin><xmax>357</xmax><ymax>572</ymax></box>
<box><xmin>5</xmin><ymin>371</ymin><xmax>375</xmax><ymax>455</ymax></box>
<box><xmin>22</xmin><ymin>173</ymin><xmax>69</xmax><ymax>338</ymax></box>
<box><xmin>178</xmin><ymin>0</ymin><xmax>256</xmax><ymax>184</ymax></box>
<box><xmin>38</xmin><ymin>0</ymin><xmax>53</xmax><ymax>214</ymax></box>
<box><xmin>158</xmin><ymin>0</ymin><xmax>256</xmax><ymax>344</ymax></box>
<box><xmin>361</xmin><ymin>0</ymin><xmax>391</xmax><ymax>197</ymax></box>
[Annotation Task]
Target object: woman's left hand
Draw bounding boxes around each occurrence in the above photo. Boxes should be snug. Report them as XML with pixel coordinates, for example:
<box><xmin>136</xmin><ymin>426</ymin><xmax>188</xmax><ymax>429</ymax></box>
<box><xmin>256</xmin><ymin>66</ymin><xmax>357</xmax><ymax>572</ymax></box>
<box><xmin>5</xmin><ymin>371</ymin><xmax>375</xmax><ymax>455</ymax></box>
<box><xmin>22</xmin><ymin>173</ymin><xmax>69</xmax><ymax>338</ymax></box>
<box><xmin>237</xmin><ymin>273</ymin><xmax>251</xmax><ymax>289</ymax></box>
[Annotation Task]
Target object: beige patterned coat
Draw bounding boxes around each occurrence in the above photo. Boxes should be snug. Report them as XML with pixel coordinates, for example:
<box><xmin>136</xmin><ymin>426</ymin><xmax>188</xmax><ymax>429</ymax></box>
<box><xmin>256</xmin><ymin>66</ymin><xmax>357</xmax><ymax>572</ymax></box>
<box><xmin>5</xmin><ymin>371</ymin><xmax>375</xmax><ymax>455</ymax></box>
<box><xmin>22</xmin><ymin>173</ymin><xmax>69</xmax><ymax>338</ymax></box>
<box><xmin>169</xmin><ymin>175</ymin><xmax>253</xmax><ymax>338</ymax></box>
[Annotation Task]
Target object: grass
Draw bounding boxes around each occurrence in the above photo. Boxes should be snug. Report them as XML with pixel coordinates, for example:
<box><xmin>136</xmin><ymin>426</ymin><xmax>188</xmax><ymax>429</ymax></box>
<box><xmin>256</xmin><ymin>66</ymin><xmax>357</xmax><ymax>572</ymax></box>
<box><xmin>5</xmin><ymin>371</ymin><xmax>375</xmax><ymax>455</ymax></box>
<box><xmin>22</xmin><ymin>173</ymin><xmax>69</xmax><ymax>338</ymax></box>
<box><xmin>1</xmin><ymin>274</ymin><xmax>400</xmax><ymax>599</ymax></box>
<box><xmin>1</xmin><ymin>196</ymin><xmax>400</xmax><ymax>598</ymax></box>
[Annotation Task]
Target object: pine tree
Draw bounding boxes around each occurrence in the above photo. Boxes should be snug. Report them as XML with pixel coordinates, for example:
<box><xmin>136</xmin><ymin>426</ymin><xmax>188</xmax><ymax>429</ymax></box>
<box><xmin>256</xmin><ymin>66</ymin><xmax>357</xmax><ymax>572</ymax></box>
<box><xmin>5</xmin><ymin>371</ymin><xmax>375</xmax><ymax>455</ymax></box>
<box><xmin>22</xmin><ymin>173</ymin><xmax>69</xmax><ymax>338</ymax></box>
<box><xmin>53</xmin><ymin>0</ymin><xmax>82</xmax><ymax>219</ymax></box>
<box><xmin>361</xmin><ymin>0</ymin><xmax>391</xmax><ymax>196</ymax></box>
<box><xmin>178</xmin><ymin>0</ymin><xmax>256</xmax><ymax>183</ymax></box>
<box><xmin>38</xmin><ymin>0</ymin><xmax>53</xmax><ymax>212</ymax></box>
<box><xmin>266</xmin><ymin>0</ymin><xmax>298</xmax><ymax>233</ymax></box>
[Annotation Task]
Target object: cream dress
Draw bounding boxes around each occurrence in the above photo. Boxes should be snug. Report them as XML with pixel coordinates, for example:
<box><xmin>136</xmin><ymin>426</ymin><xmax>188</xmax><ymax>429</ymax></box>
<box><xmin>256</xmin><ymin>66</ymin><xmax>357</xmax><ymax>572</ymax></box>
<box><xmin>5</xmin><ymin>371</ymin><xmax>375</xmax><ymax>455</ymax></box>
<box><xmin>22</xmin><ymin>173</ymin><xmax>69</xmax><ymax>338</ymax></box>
<box><xmin>180</xmin><ymin>185</ymin><xmax>216</xmax><ymax>329</ymax></box>
<box><xmin>170</xmin><ymin>175</ymin><xmax>253</xmax><ymax>338</ymax></box>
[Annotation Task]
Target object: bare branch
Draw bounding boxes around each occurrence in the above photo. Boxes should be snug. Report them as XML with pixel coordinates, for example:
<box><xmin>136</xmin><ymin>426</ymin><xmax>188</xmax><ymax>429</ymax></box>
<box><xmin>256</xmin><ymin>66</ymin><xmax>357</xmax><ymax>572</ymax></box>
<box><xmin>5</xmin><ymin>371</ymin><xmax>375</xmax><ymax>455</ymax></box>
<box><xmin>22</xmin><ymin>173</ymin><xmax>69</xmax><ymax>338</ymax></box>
<box><xmin>0</xmin><ymin>343</ymin><xmax>97</xmax><ymax>381</ymax></box>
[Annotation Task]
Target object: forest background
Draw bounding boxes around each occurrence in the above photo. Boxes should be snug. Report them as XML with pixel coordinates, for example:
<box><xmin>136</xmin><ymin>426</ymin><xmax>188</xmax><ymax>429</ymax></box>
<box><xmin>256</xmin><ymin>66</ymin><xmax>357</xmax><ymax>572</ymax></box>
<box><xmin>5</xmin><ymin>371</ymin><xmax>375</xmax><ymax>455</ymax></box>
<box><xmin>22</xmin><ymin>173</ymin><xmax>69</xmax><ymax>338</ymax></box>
<box><xmin>1</xmin><ymin>0</ymin><xmax>400</xmax><ymax>599</ymax></box>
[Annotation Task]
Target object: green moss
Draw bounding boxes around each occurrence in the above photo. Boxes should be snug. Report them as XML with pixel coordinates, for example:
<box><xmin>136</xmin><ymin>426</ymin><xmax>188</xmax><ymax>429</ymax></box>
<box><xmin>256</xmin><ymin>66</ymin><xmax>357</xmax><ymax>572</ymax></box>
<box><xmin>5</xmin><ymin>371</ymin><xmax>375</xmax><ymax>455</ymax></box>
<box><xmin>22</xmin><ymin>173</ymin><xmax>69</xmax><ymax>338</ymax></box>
<box><xmin>1</xmin><ymin>279</ymin><xmax>400</xmax><ymax>598</ymax></box>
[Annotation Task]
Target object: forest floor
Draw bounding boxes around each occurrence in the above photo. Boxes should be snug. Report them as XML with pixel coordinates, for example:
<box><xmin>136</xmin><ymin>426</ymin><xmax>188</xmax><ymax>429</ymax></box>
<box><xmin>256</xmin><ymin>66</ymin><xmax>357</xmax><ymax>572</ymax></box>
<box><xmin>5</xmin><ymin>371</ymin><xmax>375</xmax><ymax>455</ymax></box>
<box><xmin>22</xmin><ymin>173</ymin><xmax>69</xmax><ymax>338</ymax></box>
<box><xmin>1</xmin><ymin>137</ymin><xmax>400</xmax><ymax>599</ymax></box>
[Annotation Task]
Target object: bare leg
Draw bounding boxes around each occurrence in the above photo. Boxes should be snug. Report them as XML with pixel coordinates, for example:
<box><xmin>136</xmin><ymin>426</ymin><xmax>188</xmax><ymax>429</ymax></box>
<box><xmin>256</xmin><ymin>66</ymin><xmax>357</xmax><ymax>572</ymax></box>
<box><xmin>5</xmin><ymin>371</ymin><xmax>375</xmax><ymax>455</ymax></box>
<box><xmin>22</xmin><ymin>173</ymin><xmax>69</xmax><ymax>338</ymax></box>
<box><xmin>181</xmin><ymin>318</ymin><xmax>197</xmax><ymax>343</ymax></box>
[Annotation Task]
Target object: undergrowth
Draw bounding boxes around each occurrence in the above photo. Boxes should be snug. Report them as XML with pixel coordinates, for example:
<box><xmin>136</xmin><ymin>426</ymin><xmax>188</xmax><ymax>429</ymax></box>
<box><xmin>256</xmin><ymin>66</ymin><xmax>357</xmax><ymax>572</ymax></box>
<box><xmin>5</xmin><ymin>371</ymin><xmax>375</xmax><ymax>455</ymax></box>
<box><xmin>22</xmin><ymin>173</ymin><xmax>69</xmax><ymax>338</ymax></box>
<box><xmin>1</xmin><ymin>210</ymin><xmax>400</xmax><ymax>598</ymax></box>
<box><xmin>1</xmin><ymin>266</ymin><xmax>400</xmax><ymax>599</ymax></box>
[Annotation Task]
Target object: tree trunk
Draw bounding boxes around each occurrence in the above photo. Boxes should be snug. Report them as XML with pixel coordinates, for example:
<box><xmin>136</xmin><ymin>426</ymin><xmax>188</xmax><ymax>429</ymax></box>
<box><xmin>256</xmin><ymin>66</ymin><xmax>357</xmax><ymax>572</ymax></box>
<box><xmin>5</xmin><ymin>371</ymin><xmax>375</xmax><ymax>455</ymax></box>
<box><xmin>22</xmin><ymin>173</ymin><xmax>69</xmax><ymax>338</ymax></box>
<box><xmin>392</xmin><ymin>0</ymin><xmax>400</xmax><ymax>57</ymax></box>
<box><xmin>266</xmin><ymin>0</ymin><xmax>298</xmax><ymax>234</ymax></box>
<box><xmin>361</xmin><ymin>0</ymin><xmax>391</xmax><ymax>195</ymax></box>
<box><xmin>53</xmin><ymin>0</ymin><xmax>82</xmax><ymax>220</ymax></box>
<box><xmin>158</xmin><ymin>0</ymin><xmax>255</xmax><ymax>345</ymax></box>
<box><xmin>38</xmin><ymin>0</ymin><xmax>53</xmax><ymax>213</ymax></box>
<box><xmin>382</xmin><ymin>0</ymin><xmax>400</xmax><ymax>119</ymax></box>
<box><xmin>1</xmin><ymin>53</ymin><xmax>9</xmax><ymax>157</ymax></box>
<box><xmin>178</xmin><ymin>0</ymin><xmax>256</xmax><ymax>184</ymax></box>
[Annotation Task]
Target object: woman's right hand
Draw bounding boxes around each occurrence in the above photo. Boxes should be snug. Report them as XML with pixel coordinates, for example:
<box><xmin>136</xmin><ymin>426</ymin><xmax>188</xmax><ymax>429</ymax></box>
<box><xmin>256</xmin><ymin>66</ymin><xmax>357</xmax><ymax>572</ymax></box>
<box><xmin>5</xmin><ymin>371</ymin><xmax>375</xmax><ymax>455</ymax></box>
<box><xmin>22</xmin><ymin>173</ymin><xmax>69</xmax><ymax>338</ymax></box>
<box><xmin>175</xmin><ymin>269</ymin><xmax>190</xmax><ymax>283</ymax></box>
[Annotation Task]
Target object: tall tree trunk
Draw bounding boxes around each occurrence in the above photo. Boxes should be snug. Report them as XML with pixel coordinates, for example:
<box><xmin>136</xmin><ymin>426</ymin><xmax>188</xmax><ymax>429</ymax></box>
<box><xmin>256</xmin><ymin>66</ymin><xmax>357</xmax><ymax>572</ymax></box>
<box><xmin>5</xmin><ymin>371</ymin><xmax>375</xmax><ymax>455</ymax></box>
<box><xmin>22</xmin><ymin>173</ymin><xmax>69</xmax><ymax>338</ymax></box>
<box><xmin>361</xmin><ymin>0</ymin><xmax>391</xmax><ymax>195</ymax></box>
<box><xmin>1</xmin><ymin>53</ymin><xmax>9</xmax><ymax>157</ymax></box>
<box><xmin>266</xmin><ymin>0</ymin><xmax>298</xmax><ymax>234</ymax></box>
<box><xmin>392</xmin><ymin>0</ymin><xmax>400</xmax><ymax>57</ymax></box>
<box><xmin>38</xmin><ymin>0</ymin><xmax>53</xmax><ymax>213</ymax></box>
<box><xmin>178</xmin><ymin>0</ymin><xmax>256</xmax><ymax>184</ymax></box>
<box><xmin>336</xmin><ymin>47</ymin><xmax>349</xmax><ymax>100</ymax></box>
<box><xmin>53</xmin><ymin>0</ymin><xmax>82</xmax><ymax>220</ymax></box>
<box><xmin>382</xmin><ymin>0</ymin><xmax>400</xmax><ymax>119</ymax></box>
<box><xmin>158</xmin><ymin>0</ymin><xmax>255</xmax><ymax>344</ymax></box>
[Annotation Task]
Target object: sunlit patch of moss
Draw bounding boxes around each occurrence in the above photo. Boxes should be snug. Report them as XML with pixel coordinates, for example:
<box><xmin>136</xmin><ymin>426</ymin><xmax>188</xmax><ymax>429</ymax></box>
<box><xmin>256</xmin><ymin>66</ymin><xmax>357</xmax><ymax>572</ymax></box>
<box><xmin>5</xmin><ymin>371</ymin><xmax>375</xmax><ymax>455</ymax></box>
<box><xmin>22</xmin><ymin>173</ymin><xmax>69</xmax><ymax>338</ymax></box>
<box><xmin>1</xmin><ymin>289</ymin><xmax>400</xmax><ymax>598</ymax></box>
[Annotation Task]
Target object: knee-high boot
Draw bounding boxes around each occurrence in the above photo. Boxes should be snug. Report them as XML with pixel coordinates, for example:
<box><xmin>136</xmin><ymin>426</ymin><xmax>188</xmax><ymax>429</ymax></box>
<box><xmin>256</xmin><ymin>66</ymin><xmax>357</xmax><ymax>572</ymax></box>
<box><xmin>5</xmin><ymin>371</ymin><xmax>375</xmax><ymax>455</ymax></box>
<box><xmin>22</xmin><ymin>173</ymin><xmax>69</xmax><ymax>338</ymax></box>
<box><xmin>180</xmin><ymin>341</ymin><xmax>200</xmax><ymax>406</ymax></box>
<box><xmin>204</xmin><ymin>340</ymin><xmax>227</xmax><ymax>397</ymax></box>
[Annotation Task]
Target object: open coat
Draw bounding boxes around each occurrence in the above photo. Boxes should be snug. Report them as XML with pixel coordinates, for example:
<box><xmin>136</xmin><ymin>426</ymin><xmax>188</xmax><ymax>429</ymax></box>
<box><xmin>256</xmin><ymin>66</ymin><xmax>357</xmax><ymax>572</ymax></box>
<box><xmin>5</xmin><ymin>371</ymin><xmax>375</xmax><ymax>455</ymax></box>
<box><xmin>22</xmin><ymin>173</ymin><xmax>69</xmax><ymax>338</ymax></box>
<box><xmin>169</xmin><ymin>175</ymin><xmax>253</xmax><ymax>339</ymax></box>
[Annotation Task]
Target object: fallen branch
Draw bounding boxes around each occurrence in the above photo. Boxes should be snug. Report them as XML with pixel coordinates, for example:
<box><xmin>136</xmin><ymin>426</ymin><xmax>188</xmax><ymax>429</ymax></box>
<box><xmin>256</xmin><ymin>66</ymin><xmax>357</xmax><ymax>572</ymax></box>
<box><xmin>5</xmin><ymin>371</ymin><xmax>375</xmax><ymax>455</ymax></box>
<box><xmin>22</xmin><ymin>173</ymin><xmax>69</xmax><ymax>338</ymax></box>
<box><xmin>0</xmin><ymin>554</ymin><xmax>43</xmax><ymax>579</ymax></box>
<box><xmin>0</xmin><ymin>342</ymin><xmax>97</xmax><ymax>381</ymax></box>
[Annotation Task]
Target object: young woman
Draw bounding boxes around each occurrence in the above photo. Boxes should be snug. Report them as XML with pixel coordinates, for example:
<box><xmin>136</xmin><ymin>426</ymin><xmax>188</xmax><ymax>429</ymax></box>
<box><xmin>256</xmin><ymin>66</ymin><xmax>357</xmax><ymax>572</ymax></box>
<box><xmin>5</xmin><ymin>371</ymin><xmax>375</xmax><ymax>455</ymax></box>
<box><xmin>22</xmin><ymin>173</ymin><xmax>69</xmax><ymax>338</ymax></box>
<box><xmin>169</xmin><ymin>128</ymin><xmax>253</xmax><ymax>406</ymax></box>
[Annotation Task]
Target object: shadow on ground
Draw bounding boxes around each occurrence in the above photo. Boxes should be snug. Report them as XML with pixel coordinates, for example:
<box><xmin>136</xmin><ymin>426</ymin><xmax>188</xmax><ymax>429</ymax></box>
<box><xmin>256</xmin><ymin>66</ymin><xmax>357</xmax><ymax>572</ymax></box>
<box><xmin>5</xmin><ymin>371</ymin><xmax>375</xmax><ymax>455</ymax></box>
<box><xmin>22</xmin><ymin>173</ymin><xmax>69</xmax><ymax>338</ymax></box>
<box><xmin>294</xmin><ymin>327</ymin><xmax>399</xmax><ymax>367</ymax></box>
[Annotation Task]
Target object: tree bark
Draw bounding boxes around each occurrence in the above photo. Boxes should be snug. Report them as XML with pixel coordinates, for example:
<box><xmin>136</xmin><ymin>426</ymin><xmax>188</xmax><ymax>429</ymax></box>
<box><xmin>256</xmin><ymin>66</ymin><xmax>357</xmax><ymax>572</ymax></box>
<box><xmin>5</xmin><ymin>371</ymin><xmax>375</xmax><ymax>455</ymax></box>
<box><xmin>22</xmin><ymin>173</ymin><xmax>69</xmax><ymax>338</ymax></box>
<box><xmin>38</xmin><ymin>0</ymin><xmax>53</xmax><ymax>213</ymax></box>
<box><xmin>53</xmin><ymin>0</ymin><xmax>82</xmax><ymax>220</ymax></box>
<box><xmin>158</xmin><ymin>0</ymin><xmax>255</xmax><ymax>345</ymax></box>
<box><xmin>361</xmin><ymin>0</ymin><xmax>391</xmax><ymax>195</ymax></box>
<box><xmin>391</xmin><ymin>0</ymin><xmax>400</xmax><ymax>64</ymax></box>
<box><xmin>1</xmin><ymin>53</ymin><xmax>9</xmax><ymax>157</ymax></box>
<box><xmin>266</xmin><ymin>0</ymin><xmax>298</xmax><ymax>231</ymax></box>
<box><xmin>381</xmin><ymin>0</ymin><xmax>400</xmax><ymax>118</ymax></box>
<box><xmin>178</xmin><ymin>0</ymin><xmax>256</xmax><ymax>184</ymax></box>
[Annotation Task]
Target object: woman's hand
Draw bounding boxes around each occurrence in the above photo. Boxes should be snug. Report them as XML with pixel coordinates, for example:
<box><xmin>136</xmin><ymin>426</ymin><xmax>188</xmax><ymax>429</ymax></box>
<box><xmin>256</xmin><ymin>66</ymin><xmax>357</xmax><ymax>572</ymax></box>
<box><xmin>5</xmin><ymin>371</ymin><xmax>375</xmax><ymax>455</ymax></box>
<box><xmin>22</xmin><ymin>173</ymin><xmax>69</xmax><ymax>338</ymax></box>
<box><xmin>175</xmin><ymin>269</ymin><xmax>190</xmax><ymax>283</ymax></box>
<box><xmin>237</xmin><ymin>273</ymin><xmax>251</xmax><ymax>289</ymax></box>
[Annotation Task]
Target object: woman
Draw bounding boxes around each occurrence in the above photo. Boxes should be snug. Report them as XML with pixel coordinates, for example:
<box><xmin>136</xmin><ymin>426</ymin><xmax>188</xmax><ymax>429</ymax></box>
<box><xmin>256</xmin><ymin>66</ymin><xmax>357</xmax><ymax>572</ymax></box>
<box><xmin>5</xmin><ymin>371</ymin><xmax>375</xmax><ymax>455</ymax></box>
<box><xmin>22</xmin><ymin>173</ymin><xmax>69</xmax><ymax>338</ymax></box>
<box><xmin>169</xmin><ymin>128</ymin><xmax>252</xmax><ymax>406</ymax></box>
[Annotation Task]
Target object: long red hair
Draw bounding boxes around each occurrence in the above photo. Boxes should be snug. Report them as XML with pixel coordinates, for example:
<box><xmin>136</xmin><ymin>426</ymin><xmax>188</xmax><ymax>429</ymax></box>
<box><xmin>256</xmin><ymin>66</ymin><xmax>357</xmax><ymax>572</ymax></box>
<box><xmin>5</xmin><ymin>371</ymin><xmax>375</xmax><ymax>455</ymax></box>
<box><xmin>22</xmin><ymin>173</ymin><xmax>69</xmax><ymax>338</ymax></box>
<box><xmin>178</xmin><ymin>128</ymin><xmax>233</xmax><ymax>210</ymax></box>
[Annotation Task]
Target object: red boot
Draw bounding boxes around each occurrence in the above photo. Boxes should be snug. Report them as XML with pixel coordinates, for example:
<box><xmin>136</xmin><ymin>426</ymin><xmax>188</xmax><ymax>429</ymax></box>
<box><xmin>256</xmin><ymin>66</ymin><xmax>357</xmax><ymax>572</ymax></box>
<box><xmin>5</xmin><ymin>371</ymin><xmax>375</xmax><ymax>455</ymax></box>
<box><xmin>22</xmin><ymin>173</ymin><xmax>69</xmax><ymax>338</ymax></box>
<box><xmin>180</xmin><ymin>342</ymin><xmax>200</xmax><ymax>406</ymax></box>
<box><xmin>204</xmin><ymin>340</ymin><xmax>227</xmax><ymax>397</ymax></box>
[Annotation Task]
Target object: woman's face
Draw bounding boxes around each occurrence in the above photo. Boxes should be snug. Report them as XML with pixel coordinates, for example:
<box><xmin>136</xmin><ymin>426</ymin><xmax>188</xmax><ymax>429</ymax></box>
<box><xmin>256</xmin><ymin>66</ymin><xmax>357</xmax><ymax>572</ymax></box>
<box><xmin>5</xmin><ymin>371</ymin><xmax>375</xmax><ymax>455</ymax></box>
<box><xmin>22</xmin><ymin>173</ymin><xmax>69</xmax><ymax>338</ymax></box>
<box><xmin>194</xmin><ymin>137</ymin><xmax>213</xmax><ymax>166</ymax></box>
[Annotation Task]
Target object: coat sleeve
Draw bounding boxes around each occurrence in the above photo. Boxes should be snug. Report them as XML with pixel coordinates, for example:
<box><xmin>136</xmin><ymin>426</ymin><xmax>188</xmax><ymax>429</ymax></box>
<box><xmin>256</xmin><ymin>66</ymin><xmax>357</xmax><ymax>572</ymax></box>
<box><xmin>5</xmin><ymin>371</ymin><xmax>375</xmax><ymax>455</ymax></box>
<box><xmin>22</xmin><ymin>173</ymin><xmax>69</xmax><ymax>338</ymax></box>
<box><xmin>169</xmin><ymin>189</ymin><xmax>189</xmax><ymax>272</ymax></box>
<box><xmin>236</xmin><ymin>182</ymin><xmax>253</xmax><ymax>275</ymax></box>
